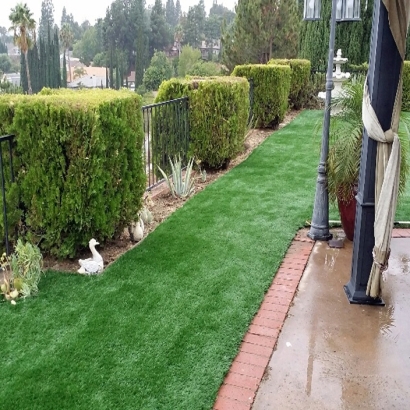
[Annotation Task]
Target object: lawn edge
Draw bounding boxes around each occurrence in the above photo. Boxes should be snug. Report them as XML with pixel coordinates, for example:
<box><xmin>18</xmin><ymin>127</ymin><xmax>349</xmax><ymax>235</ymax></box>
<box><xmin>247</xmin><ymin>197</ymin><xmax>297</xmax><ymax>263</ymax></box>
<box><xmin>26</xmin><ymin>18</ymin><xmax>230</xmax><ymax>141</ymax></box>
<box><xmin>212</xmin><ymin>227</ymin><xmax>410</xmax><ymax>410</ymax></box>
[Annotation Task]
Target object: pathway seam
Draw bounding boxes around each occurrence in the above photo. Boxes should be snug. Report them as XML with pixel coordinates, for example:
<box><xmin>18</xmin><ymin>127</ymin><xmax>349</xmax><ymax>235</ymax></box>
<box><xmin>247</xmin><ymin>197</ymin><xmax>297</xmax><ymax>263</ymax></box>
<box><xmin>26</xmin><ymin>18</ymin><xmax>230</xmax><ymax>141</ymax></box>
<box><xmin>213</xmin><ymin>227</ymin><xmax>410</xmax><ymax>410</ymax></box>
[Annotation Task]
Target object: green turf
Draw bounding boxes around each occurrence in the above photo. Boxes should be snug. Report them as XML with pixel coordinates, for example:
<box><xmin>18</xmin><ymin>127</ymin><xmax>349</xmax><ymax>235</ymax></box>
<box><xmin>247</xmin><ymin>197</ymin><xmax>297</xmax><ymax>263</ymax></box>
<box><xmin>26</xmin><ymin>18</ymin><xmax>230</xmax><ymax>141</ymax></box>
<box><xmin>0</xmin><ymin>110</ymin><xmax>345</xmax><ymax>409</ymax></box>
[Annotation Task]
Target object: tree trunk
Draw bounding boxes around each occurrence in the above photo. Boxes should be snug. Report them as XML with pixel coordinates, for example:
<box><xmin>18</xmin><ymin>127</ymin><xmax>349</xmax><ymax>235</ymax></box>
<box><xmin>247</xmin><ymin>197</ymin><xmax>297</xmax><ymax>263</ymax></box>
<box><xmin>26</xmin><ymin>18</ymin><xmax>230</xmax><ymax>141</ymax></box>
<box><xmin>24</xmin><ymin>51</ymin><xmax>32</xmax><ymax>95</ymax></box>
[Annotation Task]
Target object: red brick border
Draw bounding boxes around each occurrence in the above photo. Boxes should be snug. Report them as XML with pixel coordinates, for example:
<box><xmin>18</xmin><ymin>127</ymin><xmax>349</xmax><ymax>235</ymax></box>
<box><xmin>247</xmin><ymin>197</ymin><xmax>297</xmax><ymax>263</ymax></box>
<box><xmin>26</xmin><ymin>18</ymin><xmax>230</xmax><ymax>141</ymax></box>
<box><xmin>392</xmin><ymin>228</ymin><xmax>410</xmax><ymax>238</ymax></box>
<box><xmin>213</xmin><ymin>230</ymin><xmax>315</xmax><ymax>410</ymax></box>
<box><xmin>213</xmin><ymin>228</ymin><xmax>410</xmax><ymax>410</ymax></box>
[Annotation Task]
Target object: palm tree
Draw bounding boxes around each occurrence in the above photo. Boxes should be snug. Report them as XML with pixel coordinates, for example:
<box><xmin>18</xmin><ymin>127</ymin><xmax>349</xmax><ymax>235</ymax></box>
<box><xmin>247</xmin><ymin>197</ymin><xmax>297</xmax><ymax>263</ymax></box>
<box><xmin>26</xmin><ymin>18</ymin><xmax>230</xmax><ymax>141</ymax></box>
<box><xmin>60</xmin><ymin>23</ymin><xmax>73</xmax><ymax>83</ymax></box>
<box><xmin>9</xmin><ymin>3</ymin><xmax>36</xmax><ymax>95</ymax></box>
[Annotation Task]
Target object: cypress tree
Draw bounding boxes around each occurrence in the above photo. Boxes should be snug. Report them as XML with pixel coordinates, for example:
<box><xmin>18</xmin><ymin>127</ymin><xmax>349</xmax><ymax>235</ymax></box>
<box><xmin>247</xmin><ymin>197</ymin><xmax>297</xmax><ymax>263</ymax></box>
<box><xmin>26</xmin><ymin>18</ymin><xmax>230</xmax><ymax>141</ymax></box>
<box><xmin>20</xmin><ymin>53</ymin><xmax>28</xmax><ymax>93</ymax></box>
<box><xmin>62</xmin><ymin>52</ymin><xmax>67</xmax><ymax>87</ymax></box>
<box><xmin>30</xmin><ymin>44</ymin><xmax>40</xmax><ymax>93</ymax></box>
<box><xmin>109</xmin><ymin>48</ymin><xmax>114</xmax><ymax>89</ymax></box>
<box><xmin>54</xmin><ymin>30</ymin><xmax>61</xmax><ymax>88</ymax></box>
<box><xmin>115</xmin><ymin>54</ymin><xmax>120</xmax><ymax>89</ymax></box>
<box><xmin>39</xmin><ymin>37</ymin><xmax>46</xmax><ymax>89</ymax></box>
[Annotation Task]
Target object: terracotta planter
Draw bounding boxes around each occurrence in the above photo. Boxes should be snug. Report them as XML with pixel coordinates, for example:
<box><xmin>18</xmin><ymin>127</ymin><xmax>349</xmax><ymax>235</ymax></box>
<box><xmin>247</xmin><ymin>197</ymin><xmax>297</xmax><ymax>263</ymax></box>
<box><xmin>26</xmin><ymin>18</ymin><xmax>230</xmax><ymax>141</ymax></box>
<box><xmin>337</xmin><ymin>192</ymin><xmax>357</xmax><ymax>241</ymax></box>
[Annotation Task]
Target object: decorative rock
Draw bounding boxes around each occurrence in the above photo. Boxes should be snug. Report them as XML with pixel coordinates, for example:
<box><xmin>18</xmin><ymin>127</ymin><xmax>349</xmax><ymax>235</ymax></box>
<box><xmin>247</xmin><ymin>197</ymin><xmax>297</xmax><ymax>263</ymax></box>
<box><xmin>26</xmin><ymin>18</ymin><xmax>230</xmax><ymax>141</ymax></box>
<box><xmin>128</xmin><ymin>220</ymin><xmax>144</xmax><ymax>242</ymax></box>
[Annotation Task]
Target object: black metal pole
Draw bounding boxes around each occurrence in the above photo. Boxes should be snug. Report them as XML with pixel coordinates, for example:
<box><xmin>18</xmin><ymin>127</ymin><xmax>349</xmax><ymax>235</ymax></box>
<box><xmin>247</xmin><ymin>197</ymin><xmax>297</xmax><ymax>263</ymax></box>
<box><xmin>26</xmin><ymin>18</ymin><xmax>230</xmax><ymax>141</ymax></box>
<box><xmin>344</xmin><ymin>0</ymin><xmax>402</xmax><ymax>305</ymax></box>
<box><xmin>307</xmin><ymin>0</ymin><xmax>338</xmax><ymax>241</ymax></box>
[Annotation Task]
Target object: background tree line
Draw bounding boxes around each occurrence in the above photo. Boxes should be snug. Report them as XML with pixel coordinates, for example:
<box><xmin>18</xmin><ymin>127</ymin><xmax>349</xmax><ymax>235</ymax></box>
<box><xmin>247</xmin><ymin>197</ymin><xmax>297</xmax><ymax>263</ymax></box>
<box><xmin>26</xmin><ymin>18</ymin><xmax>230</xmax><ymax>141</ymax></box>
<box><xmin>4</xmin><ymin>0</ymin><xmax>410</xmax><ymax>94</ymax></box>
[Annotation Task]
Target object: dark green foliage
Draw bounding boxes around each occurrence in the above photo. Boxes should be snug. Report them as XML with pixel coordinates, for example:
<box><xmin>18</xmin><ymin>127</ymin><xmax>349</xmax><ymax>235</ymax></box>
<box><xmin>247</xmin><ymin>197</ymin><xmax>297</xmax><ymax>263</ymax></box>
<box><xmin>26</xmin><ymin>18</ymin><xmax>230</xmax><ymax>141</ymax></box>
<box><xmin>62</xmin><ymin>52</ymin><xmax>67</xmax><ymax>87</ymax></box>
<box><xmin>143</xmin><ymin>51</ymin><xmax>173</xmax><ymax>91</ymax></box>
<box><xmin>222</xmin><ymin>0</ymin><xmax>299</xmax><ymax>70</ymax></box>
<box><xmin>155</xmin><ymin>76</ymin><xmax>249</xmax><ymax>169</ymax></box>
<box><xmin>38</xmin><ymin>0</ymin><xmax>55</xmax><ymax>43</ymax></box>
<box><xmin>268</xmin><ymin>59</ymin><xmax>311</xmax><ymax>109</ymax></box>
<box><xmin>150</xmin><ymin>0</ymin><xmax>172</xmax><ymax>56</ymax></box>
<box><xmin>299</xmin><ymin>0</ymin><xmax>374</xmax><ymax>69</ymax></box>
<box><xmin>0</xmin><ymin>54</ymin><xmax>12</xmax><ymax>73</ymax></box>
<box><xmin>402</xmin><ymin>61</ymin><xmax>410</xmax><ymax>111</ymax></box>
<box><xmin>0</xmin><ymin>42</ymin><xmax>7</xmax><ymax>54</ymax></box>
<box><xmin>0</xmin><ymin>89</ymin><xmax>145</xmax><ymax>257</ymax></box>
<box><xmin>232</xmin><ymin>64</ymin><xmax>291</xmax><ymax>128</ymax></box>
<box><xmin>19</xmin><ymin>30</ymin><xmax>61</xmax><ymax>94</ymax></box>
<box><xmin>182</xmin><ymin>0</ymin><xmax>206</xmax><ymax>48</ymax></box>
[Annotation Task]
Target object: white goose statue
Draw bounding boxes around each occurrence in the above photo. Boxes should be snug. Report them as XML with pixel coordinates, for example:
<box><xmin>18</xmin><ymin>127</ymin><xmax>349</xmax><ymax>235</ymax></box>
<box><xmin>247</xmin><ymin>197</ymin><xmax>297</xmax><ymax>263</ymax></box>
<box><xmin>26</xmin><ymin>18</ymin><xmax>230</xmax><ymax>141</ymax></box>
<box><xmin>78</xmin><ymin>238</ymin><xmax>104</xmax><ymax>275</ymax></box>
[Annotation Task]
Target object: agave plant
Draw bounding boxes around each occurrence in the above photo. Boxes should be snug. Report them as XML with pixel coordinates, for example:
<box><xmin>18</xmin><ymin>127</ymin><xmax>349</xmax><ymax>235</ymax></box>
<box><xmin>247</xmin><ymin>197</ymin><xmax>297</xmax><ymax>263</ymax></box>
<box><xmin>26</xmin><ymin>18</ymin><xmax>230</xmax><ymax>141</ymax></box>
<box><xmin>327</xmin><ymin>76</ymin><xmax>410</xmax><ymax>204</ymax></box>
<box><xmin>157</xmin><ymin>156</ymin><xmax>195</xmax><ymax>199</ymax></box>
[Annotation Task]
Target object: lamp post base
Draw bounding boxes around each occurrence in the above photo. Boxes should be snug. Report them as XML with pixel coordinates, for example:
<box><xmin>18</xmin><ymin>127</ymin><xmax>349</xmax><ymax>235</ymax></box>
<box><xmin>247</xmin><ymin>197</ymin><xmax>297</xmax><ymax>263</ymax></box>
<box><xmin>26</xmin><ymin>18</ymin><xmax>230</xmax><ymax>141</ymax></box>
<box><xmin>307</xmin><ymin>226</ymin><xmax>333</xmax><ymax>241</ymax></box>
<box><xmin>344</xmin><ymin>283</ymin><xmax>385</xmax><ymax>306</ymax></box>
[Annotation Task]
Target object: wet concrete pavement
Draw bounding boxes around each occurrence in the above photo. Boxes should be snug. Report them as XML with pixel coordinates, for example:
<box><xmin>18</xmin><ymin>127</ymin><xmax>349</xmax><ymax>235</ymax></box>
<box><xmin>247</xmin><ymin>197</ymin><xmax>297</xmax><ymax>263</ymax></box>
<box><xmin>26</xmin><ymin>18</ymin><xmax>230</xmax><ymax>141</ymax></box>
<box><xmin>252</xmin><ymin>237</ymin><xmax>410</xmax><ymax>410</ymax></box>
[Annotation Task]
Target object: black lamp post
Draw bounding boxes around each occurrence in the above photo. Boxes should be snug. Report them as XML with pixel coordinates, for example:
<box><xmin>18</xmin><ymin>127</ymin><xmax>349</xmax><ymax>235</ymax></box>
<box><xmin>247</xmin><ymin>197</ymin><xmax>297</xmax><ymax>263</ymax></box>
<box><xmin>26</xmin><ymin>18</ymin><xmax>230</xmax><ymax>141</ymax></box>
<box><xmin>305</xmin><ymin>0</ymin><xmax>361</xmax><ymax>241</ymax></box>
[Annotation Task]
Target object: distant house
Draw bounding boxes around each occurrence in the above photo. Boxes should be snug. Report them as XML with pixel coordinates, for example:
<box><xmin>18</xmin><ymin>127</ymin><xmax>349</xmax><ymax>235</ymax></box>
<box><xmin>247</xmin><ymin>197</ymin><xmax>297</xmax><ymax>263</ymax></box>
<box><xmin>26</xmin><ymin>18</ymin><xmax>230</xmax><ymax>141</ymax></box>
<box><xmin>3</xmin><ymin>72</ymin><xmax>20</xmax><ymax>86</ymax></box>
<box><xmin>165</xmin><ymin>41</ymin><xmax>181</xmax><ymax>58</ymax></box>
<box><xmin>127</xmin><ymin>71</ymin><xmax>135</xmax><ymax>89</ymax></box>
<box><xmin>199</xmin><ymin>39</ymin><xmax>221</xmax><ymax>60</ymax></box>
<box><xmin>6</xmin><ymin>43</ymin><xmax>20</xmax><ymax>56</ymax></box>
<box><xmin>67</xmin><ymin>66</ymin><xmax>107</xmax><ymax>89</ymax></box>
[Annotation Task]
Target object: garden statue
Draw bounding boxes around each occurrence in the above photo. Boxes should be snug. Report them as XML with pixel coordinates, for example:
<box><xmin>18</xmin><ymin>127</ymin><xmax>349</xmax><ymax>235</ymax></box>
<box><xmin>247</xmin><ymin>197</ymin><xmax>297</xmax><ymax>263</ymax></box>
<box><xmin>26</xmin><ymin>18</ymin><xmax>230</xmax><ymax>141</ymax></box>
<box><xmin>128</xmin><ymin>219</ymin><xmax>144</xmax><ymax>242</ymax></box>
<box><xmin>77</xmin><ymin>238</ymin><xmax>104</xmax><ymax>274</ymax></box>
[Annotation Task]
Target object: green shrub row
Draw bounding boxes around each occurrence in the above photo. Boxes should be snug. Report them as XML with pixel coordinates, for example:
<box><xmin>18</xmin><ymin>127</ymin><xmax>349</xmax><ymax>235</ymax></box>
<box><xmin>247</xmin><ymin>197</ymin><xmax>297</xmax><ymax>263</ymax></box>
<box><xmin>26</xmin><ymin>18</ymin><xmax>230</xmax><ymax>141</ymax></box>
<box><xmin>232</xmin><ymin>64</ymin><xmax>291</xmax><ymax>128</ymax></box>
<box><xmin>268</xmin><ymin>59</ymin><xmax>311</xmax><ymax>110</ymax></box>
<box><xmin>155</xmin><ymin>76</ymin><xmax>249</xmax><ymax>169</ymax></box>
<box><xmin>0</xmin><ymin>88</ymin><xmax>146</xmax><ymax>258</ymax></box>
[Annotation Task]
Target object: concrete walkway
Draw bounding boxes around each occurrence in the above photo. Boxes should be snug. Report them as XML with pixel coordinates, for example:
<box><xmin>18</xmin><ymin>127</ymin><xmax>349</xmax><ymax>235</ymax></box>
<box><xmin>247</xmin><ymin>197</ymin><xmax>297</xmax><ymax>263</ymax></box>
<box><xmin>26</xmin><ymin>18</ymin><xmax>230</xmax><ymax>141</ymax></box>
<box><xmin>214</xmin><ymin>229</ymin><xmax>410</xmax><ymax>410</ymax></box>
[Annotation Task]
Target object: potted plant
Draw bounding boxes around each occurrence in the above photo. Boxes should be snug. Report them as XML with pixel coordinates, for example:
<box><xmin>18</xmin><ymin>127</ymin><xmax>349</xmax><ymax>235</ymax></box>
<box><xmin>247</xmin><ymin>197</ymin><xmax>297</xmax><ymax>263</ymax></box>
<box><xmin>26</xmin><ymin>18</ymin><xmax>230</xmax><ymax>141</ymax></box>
<box><xmin>327</xmin><ymin>77</ymin><xmax>409</xmax><ymax>240</ymax></box>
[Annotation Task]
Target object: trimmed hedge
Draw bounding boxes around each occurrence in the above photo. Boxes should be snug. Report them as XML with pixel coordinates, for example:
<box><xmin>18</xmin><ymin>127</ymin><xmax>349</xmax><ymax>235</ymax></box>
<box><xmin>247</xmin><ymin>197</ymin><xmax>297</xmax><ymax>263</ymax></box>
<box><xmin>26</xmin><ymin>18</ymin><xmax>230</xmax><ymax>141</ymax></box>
<box><xmin>268</xmin><ymin>59</ymin><xmax>311</xmax><ymax>109</ymax></box>
<box><xmin>155</xmin><ymin>76</ymin><xmax>249</xmax><ymax>169</ymax></box>
<box><xmin>0</xmin><ymin>89</ymin><xmax>145</xmax><ymax>257</ymax></box>
<box><xmin>232</xmin><ymin>64</ymin><xmax>291</xmax><ymax>128</ymax></box>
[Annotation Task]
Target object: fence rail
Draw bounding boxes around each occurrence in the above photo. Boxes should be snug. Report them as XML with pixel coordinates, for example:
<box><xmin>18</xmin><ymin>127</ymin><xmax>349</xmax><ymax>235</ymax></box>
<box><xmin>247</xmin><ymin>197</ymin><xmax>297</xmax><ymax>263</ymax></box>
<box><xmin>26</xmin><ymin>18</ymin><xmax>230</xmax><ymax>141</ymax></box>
<box><xmin>142</xmin><ymin>97</ymin><xmax>190</xmax><ymax>190</ymax></box>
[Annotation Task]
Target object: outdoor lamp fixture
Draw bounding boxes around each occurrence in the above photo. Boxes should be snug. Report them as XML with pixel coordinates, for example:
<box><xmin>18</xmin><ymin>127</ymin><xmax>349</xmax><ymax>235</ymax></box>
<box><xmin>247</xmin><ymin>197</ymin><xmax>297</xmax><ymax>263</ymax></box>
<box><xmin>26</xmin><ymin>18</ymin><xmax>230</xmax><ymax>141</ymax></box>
<box><xmin>305</xmin><ymin>0</ymin><xmax>360</xmax><ymax>241</ymax></box>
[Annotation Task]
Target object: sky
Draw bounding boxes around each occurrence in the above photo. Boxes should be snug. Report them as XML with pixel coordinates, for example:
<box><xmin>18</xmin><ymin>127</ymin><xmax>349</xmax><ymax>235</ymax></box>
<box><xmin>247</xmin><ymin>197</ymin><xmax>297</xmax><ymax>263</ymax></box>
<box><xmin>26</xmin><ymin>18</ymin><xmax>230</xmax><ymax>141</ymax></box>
<box><xmin>1</xmin><ymin>0</ymin><xmax>237</xmax><ymax>30</ymax></box>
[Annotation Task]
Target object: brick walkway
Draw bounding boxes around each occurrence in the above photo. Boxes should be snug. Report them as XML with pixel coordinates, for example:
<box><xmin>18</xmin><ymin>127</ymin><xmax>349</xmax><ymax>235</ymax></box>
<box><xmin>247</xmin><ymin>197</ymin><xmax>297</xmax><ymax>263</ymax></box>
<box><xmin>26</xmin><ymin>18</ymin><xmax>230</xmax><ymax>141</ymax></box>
<box><xmin>213</xmin><ymin>228</ymin><xmax>410</xmax><ymax>410</ymax></box>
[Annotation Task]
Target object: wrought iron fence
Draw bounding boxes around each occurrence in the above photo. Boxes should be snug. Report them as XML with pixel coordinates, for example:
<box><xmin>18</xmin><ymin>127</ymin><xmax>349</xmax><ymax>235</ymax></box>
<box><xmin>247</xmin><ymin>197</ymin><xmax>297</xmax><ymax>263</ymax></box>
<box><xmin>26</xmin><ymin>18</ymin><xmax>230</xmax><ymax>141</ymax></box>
<box><xmin>142</xmin><ymin>97</ymin><xmax>190</xmax><ymax>190</ymax></box>
<box><xmin>0</xmin><ymin>134</ymin><xmax>16</xmax><ymax>255</ymax></box>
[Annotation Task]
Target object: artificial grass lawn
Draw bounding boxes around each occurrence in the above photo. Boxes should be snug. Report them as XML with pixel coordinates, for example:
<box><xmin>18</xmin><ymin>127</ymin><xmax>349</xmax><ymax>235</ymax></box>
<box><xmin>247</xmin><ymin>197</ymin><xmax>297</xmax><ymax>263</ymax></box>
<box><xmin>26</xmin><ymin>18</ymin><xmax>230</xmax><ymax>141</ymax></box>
<box><xmin>0</xmin><ymin>110</ymin><xmax>324</xmax><ymax>409</ymax></box>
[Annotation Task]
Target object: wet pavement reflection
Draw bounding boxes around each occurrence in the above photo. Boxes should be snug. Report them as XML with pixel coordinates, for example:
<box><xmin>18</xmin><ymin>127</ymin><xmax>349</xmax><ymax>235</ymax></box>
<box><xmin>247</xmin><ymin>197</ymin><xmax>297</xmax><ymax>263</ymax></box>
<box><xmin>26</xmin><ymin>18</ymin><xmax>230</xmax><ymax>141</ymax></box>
<box><xmin>252</xmin><ymin>237</ymin><xmax>410</xmax><ymax>410</ymax></box>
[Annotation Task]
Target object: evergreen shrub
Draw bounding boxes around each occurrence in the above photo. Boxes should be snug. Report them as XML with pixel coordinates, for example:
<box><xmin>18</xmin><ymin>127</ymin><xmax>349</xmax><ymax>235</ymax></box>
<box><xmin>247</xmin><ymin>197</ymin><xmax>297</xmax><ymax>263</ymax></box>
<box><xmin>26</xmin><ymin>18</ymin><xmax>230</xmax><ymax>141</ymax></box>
<box><xmin>0</xmin><ymin>89</ymin><xmax>145</xmax><ymax>257</ymax></box>
<box><xmin>402</xmin><ymin>61</ymin><xmax>410</xmax><ymax>111</ymax></box>
<box><xmin>232</xmin><ymin>64</ymin><xmax>291</xmax><ymax>128</ymax></box>
<box><xmin>155</xmin><ymin>76</ymin><xmax>249</xmax><ymax>169</ymax></box>
<box><xmin>268</xmin><ymin>59</ymin><xmax>311</xmax><ymax>109</ymax></box>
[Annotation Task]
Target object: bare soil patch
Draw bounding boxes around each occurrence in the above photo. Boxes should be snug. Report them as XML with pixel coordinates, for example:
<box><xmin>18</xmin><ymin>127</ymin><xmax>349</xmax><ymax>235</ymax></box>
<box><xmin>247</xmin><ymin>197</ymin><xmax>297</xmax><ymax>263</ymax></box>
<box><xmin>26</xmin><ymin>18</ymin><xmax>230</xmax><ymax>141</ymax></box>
<box><xmin>43</xmin><ymin>110</ymin><xmax>301</xmax><ymax>273</ymax></box>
